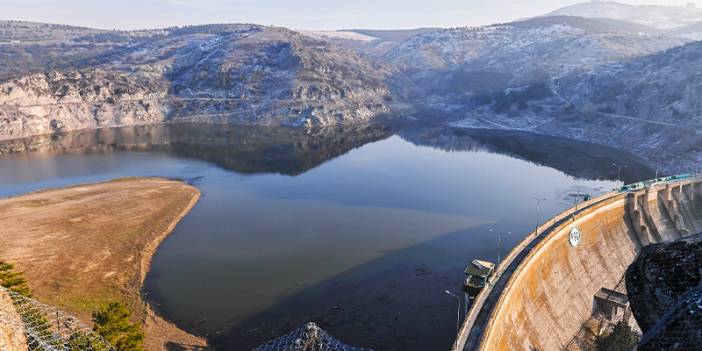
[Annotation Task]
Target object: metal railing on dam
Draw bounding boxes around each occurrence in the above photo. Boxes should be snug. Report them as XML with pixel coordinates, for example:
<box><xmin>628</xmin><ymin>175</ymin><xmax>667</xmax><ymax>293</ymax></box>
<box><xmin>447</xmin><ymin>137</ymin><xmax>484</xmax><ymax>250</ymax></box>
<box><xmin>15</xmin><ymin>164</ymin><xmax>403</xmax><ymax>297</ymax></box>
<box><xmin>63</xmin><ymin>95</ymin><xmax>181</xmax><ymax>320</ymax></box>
<box><xmin>453</xmin><ymin>175</ymin><xmax>702</xmax><ymax>351</ymax></box>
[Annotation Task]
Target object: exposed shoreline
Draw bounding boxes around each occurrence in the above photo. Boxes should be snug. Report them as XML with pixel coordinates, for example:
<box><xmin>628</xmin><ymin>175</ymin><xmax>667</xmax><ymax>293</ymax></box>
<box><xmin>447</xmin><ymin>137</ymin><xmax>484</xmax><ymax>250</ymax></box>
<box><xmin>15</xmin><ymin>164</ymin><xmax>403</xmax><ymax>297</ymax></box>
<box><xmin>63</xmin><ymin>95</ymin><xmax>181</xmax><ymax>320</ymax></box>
<box><xmin>140</xmin><ymin>187</ymin><xmax>207</xmax><ymax>350</ymax></box>
<box><xmin>139</xmin><ymin>185</ymin><xmax>200</xmax><ymax>286</ymax></box>
<box><xmin>0</xmin><ymin>177</ymin><xmax>208</xmax><ymax>350</ymax></box>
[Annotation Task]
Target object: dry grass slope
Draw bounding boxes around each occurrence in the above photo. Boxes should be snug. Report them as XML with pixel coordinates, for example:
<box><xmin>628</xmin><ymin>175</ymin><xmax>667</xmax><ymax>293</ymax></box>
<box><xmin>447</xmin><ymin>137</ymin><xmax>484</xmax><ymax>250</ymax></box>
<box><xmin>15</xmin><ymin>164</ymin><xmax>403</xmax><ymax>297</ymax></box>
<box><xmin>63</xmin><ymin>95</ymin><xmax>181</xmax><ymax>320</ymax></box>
<box><xmin>0</xmin><ymin>177</ymin><xmax>207</xmax><ymax>350</ymax></box>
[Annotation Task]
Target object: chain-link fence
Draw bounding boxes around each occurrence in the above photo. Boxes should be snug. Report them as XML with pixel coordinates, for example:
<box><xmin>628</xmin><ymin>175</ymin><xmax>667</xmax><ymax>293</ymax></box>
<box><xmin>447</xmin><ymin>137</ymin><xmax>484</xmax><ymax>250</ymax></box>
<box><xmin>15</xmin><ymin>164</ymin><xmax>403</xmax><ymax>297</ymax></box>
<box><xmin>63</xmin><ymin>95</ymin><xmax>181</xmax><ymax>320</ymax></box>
<box><xmin>253</xmin><ymin>322</ymin><xmax>370</xmax><ymax>351</ymax></box>
<box><xmin>0</xmin><ymin>286</ymin><xmax>114</xmax><ymax>351</ymax></box>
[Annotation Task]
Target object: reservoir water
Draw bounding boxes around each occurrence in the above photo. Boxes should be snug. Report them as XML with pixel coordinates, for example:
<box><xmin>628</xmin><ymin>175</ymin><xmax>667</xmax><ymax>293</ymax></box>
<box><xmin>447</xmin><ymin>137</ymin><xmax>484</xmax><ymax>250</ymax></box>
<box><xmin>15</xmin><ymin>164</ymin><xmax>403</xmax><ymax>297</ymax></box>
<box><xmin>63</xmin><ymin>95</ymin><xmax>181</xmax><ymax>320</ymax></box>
<box><xmin>0</xmin><ymin>123</ymin><xmax>654</xmax><ymax>350</ymax></box>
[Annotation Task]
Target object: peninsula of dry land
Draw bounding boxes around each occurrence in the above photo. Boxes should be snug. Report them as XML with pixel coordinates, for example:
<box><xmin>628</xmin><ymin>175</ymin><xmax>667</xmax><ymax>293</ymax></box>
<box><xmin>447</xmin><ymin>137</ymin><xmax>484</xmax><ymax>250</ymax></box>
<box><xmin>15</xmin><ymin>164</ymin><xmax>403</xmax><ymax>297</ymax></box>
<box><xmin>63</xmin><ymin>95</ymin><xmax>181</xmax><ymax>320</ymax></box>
<box><xmin>0</xmin><ymin>177</ymin><xmax>206</xmax><ymax>350</ymax></box>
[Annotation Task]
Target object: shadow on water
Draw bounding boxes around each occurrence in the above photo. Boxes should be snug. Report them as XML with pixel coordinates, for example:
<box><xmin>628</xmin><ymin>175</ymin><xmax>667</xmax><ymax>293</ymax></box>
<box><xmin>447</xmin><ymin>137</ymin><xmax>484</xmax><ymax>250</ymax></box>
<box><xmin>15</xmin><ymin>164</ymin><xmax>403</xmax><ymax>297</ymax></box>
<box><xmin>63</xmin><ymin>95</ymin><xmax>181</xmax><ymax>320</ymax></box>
<box><xmin>396</xmin><ymin>126</ymin><xmax>655</xmax><ymax>184</ymax></box>
<box><xmin>206</xmin><ymin>223</ymin><xmax>505</xmax><ymax>351</ymax></box>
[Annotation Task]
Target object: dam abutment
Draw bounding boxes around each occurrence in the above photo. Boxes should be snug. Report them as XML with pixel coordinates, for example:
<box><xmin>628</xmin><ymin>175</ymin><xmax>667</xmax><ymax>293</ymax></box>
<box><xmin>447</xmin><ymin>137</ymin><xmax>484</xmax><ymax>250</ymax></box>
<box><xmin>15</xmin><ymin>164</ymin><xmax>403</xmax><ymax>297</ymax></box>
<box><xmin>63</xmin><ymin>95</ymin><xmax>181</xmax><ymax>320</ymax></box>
<box><xmin>457</xmin><ymin>178</ymin><xmax>702</xmax><ymax>351</ymax></box>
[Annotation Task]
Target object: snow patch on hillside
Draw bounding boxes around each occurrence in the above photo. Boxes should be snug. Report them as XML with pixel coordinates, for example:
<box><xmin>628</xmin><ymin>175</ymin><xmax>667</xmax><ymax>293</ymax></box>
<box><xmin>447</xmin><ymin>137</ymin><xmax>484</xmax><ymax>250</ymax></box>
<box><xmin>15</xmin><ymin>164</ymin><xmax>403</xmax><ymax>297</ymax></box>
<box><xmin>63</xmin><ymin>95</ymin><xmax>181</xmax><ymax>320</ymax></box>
<box><xmin>300</xmin><ymin>31</ymin><xmax>379</xmax><ymax>42</ymax></box>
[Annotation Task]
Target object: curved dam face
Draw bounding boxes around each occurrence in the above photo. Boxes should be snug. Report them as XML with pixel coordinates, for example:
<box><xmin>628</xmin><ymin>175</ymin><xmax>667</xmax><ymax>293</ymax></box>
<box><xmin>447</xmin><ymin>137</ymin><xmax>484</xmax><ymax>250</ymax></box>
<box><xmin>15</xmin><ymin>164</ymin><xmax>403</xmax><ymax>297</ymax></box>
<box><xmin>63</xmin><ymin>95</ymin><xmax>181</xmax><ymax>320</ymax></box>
<box><xmin>459</xmin><ymin>179</ymin><xmax>702</xmax><ymax>351</ymax></box>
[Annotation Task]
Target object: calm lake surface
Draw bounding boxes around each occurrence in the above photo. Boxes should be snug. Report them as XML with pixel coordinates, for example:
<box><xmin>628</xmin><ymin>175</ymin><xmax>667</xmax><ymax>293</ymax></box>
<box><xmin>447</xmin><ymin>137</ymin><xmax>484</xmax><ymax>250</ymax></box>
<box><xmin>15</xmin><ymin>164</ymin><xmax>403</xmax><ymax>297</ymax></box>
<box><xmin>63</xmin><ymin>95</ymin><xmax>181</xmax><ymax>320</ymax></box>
<box><xmin>0</xmin><ymin>123</ymin><xmax>654</xmax><ymax>350</ymax></box>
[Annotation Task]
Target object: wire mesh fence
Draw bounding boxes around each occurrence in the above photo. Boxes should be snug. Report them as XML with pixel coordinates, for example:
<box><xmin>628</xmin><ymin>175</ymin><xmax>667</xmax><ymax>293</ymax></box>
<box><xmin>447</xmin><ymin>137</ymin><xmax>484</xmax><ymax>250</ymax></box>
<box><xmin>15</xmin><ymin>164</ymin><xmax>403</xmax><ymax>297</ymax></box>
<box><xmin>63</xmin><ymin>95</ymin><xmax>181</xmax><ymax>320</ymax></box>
<box><xmin>253</xmin><ymin>322</ymin><xmax>370</xmax><ymax>351</ymax></box>
<box><xmin>0</xmin><ymin>286</ymin><xmax>114</xmax><ymax>351</ymax></box>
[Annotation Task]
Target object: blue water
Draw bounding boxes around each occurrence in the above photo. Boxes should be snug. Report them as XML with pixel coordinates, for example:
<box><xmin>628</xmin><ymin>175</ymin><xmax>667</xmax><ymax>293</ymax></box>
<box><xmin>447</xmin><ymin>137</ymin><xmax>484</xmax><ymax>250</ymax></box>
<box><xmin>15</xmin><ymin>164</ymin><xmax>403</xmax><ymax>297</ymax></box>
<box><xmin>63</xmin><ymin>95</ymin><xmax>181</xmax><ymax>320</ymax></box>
<box><xmin>0</xmin><ymin>123</ymin><xmax>653</xmax><ymax>350</ymax></box>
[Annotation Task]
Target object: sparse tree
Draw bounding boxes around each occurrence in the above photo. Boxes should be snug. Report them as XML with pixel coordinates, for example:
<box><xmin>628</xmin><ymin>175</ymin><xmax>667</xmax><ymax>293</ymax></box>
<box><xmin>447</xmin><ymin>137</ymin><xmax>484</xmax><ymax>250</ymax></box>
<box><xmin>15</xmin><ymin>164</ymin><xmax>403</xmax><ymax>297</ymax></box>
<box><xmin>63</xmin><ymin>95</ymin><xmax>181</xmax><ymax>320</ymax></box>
<box><xmin>0</xmin><ymin>261</ymin><xmax>31</xmax><ymax>296</ymax></box>
<box><xmin>596</xmin><ymin>321</ymin><xmax>639</xmax><ymax>351</ymax></box>
<box><xmin>92</xmin><ymin>302</ymin><xmax>144</xmax><ymax>351</ymax></box>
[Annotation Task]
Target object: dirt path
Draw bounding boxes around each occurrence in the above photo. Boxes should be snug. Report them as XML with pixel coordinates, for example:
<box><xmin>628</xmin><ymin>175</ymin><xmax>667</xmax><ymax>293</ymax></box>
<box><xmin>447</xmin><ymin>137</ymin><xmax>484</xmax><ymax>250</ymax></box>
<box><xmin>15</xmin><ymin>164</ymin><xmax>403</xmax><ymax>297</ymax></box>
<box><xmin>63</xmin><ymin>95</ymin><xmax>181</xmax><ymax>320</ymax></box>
<box><xmin>0</xmin><ymin>177</ymin><xmax>208</xmax><ymax>350</ymax></box>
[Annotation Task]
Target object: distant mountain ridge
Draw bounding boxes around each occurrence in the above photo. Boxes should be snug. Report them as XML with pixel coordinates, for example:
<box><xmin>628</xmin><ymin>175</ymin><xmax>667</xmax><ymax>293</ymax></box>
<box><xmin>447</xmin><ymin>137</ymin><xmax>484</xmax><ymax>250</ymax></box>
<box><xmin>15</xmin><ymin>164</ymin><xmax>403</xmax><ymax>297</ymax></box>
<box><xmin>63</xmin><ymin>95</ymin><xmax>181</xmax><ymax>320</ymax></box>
<box><xmin>545</xmin><ymin>1</ymin><xmax>702</xmax><ymax>29</ymax></box>
<box><xmin>504</xmin><ymin>15</ymin><xmax>663</xmax><ymax>34</ymax></box>
<box><xmin>0</xmin><ymin>20</ymin><xmax>103</xmax><ymax>42</ymax></box>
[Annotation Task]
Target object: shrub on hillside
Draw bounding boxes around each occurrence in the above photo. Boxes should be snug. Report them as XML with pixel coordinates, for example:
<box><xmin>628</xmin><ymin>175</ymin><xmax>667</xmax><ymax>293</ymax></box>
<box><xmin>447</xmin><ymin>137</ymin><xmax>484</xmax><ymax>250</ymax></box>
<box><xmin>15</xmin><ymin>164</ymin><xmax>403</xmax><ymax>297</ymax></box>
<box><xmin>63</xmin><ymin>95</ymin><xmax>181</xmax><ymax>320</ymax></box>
<box><xmin>596</xmin><ymin>321</ymin><xmax>639</xmax><ymax>351</ymax></box>
<box><xmin>92</xmin><ymin>302</ymin><xmax>144</xmax><ymax>351</ymax></box>
<box><xmin>0</xmin><ymin>261</ymin><xmax>31</xmax><ymax>296</ymax></box>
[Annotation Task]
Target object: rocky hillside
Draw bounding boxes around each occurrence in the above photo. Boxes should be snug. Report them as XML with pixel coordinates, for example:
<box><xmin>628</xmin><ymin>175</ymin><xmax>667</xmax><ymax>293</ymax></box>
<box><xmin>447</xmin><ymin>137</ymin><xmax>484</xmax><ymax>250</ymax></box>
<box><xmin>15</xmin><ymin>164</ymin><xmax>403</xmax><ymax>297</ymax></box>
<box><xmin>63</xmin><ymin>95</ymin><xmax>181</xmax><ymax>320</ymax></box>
<box><xmin>446</xmin><ymin>38</ymin><xmax>702</xmax><ymax>173</ymax></box>
<box><xmin>384</xmin><ymin>16</ymin><xmax>687</xmax><ymax>109</ymax></box>
<box><xmin>0</xmin><ymin>24</ymin><xmax>394</xmax><ymax>140</ymax></box>
<box><xmin>491</xmin><ymin>40</ymin><xmax>702</xmax><ymax>172</ymax></box>
<box><xmin>163</xmin><ymin>27</ymin><xmax>393</xmax><ymax>126</ymax></box>
<box><xmin>554</xmin><ymin>41</ymin><xmax>702</xmax><ymax>128</ymax></box>
<box><xmin>0</xmin><ymin>70</ymin><xmax>169</xmax><ymax>140</ymax></box>
<box><xmin>626</xmin><ymin>233</ymin><xmax>702</xmax><ymax>350</ymax></box>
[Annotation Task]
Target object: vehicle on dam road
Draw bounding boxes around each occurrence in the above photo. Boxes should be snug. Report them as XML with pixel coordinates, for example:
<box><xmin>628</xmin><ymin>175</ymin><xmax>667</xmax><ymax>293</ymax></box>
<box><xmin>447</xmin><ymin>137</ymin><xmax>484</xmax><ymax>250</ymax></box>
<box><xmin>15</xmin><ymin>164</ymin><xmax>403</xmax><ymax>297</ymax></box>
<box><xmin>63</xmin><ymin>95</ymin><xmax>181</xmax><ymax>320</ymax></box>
<box><xmin>463</xmin><ymin>259</ymin><xmax>496</xmax><ymax>297</ymax></box>
<box><xmin>618</xmin><ymin>173</ymin><xmax>693</xmax><ymax>193</ymax></box>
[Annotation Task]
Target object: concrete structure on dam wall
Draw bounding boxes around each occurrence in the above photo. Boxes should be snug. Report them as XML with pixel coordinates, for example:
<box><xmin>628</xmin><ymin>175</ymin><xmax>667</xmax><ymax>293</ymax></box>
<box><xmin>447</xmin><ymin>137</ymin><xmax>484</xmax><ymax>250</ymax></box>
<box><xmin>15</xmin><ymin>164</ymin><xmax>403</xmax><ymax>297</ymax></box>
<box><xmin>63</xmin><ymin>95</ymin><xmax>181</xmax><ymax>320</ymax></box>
<box><xmin>456</xmin><ymin>177</ymin><xmax>702</xmax><ymax>351</ymax></box>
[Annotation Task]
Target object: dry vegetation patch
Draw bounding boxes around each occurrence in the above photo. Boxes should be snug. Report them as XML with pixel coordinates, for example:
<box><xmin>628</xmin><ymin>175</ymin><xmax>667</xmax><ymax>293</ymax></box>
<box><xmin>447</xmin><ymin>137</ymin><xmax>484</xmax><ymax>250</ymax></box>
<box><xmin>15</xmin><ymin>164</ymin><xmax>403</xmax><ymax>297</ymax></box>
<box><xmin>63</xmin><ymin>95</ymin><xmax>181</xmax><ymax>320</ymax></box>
<box><xmin>0</xmin><ymin>177</ymin><xmax>207</xmax><ymax>350</ymax></box>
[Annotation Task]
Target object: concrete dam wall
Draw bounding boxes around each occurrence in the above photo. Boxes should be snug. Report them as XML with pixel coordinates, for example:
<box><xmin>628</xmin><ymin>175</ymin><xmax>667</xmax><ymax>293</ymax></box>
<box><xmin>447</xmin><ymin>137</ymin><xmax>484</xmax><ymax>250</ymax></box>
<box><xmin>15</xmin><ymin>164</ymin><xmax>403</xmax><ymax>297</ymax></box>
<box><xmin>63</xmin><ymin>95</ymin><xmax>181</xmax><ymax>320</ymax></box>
<box><xmin>458</xmin><ymin>179</ymin><xmax>702</xmax><ymax>351</ymax></box>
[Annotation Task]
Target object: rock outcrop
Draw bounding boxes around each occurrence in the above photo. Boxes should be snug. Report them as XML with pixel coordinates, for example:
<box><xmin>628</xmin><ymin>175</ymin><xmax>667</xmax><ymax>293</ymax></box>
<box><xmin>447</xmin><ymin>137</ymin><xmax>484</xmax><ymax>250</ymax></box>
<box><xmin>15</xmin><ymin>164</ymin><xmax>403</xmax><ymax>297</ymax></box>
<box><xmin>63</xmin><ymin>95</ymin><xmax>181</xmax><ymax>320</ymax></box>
<box><xmin>626</xmin><ymin>233</ymin><xmax>702</xmax><ymax>350</ymax></box>
<box><xmin>0</xmin><ymin>70</ymin><xmax>169</xmax><ymax>140</ymax></box>
<box><xmin>0</xmin><ymin>289</ymin><xmax>27</xmax><ymax>351</ymax></box>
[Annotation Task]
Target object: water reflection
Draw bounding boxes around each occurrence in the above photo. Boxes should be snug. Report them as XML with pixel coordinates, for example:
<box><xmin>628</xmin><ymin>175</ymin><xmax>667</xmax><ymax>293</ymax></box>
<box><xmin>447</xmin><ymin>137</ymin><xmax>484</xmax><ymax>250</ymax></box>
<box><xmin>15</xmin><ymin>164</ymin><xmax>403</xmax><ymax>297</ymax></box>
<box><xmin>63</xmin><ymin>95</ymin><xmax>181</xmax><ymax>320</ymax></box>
<box><xmin>397</xmin><ymin>127</ymin><xmax>654</xmax><ymax>184</ymax></box>
<box><xmin>0</xmin><ymin>123</ymin><xmax>654</xmax><ymax>183</ymax></box>
<box><xmin>0</xmin><ymin>123</ymin><xmax>392</xmax><ymax>176</ymax></box>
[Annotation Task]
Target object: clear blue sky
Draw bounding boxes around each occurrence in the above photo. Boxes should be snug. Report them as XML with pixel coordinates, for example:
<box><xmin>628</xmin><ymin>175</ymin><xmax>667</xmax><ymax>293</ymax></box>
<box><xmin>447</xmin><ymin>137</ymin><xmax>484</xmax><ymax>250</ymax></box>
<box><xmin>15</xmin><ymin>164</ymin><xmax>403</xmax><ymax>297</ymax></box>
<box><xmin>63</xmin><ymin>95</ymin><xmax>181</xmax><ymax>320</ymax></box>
<box><xmin>1</xmin><ymin>0</ymin><xmax>699</xmax><ymax>30</ymax></box>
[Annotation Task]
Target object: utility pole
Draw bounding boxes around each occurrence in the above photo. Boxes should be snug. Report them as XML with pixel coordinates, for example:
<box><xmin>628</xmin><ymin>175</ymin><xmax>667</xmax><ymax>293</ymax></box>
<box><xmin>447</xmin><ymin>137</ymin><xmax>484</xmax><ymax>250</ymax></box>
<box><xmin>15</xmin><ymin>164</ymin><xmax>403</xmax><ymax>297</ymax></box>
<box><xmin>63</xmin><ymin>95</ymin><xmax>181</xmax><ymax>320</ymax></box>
<box><xmin>612</xmin><ymin>162</ymin><xmax>627</xmax><ymax>187</ymax></box>
<box><xmin>495</xmin><ymin>230</ymin><xmax>511</xmax><ymax>268</ymax></box>
<box><xmin>571</xmin><ymin>191</ymin><xmax>581</xmax><ymax>222</ymax></box>
<box><xmin>534</xmin><ymin>198</ymin><xmax>546</xmax><ymax>237</ymax></box>
<box><xmin>445</xmin><ymin>290</ymin><xmax>461</xmax><ymax>350</ymax></box>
